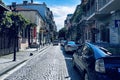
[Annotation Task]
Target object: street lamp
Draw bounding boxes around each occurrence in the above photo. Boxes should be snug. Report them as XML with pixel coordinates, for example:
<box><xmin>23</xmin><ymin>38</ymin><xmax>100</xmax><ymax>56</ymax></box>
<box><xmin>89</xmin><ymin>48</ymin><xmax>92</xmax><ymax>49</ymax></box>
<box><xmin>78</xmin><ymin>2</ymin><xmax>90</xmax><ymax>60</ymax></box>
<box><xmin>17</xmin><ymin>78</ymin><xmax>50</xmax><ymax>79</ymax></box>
<box><xmin>12</xmin><ymin>2</ymin><xmax>17</xmax><ymax>61</ymax></box>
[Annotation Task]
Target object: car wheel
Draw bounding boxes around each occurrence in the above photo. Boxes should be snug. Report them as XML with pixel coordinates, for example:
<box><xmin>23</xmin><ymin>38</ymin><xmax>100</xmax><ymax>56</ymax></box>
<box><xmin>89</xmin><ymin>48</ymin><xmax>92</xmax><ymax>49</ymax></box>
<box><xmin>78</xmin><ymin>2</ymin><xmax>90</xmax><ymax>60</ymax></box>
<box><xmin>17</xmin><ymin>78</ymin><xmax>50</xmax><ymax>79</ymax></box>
<box><xmin>84</xmin><ymin>73</ymin><xmax>89</xmax><ymax>80</ymax></box>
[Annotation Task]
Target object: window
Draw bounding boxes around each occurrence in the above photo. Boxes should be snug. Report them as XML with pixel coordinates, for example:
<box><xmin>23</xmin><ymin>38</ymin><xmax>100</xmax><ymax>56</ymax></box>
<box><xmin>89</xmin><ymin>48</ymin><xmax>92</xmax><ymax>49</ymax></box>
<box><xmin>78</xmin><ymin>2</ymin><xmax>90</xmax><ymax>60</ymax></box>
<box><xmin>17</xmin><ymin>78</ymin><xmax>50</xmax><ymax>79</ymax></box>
<box><xmin>82</xmin><ymin>45</ymin><xmax>93</xmax><ymax>57</ymax></box>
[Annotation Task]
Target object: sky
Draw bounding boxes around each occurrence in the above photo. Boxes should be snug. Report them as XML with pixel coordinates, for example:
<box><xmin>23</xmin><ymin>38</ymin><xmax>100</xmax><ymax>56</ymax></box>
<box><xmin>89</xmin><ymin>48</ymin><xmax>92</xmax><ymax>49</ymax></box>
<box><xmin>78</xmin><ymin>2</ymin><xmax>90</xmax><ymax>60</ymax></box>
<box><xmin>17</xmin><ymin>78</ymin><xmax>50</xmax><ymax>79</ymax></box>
<box><xmin>3</xmin><ymin>0</ymin><xmax>81</xmax><ymax>31</ymax></box>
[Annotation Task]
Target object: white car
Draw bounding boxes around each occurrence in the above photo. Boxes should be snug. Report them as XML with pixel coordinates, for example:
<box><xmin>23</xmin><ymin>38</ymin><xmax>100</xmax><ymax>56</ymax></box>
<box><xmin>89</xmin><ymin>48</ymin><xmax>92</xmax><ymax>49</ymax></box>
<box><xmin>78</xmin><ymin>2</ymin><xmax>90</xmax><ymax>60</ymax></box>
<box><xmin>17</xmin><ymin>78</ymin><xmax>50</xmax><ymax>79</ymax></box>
<box><xmin>64</xmin><ymin>41</ymin><xmax>78</xmax><ymax>53</ymax></box>
<box><xmin>53</xmin><ymin>40</ymin><xmax>59</xmax><ymax>46</ymax></box>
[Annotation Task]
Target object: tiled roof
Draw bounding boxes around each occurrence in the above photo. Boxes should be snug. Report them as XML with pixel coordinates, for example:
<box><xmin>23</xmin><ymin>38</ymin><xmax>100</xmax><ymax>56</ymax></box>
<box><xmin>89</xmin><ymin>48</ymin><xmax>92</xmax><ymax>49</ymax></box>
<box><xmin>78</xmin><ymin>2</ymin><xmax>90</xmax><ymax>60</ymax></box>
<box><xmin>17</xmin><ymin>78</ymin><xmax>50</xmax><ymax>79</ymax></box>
<box><xmin>16</xmin><ymin>7</ymin><xmax>35</xmax><ymax>11</ymax></box>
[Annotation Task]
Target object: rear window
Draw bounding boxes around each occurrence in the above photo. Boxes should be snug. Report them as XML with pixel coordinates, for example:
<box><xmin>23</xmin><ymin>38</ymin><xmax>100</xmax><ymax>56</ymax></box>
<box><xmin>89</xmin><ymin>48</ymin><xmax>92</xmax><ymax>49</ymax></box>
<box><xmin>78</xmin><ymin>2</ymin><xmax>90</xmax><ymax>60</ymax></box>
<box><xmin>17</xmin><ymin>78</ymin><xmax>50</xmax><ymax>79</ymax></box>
<box><xmin>68</xmin><ymin>41</ymin><xmax>75</xmax><ymax>44</ymax></box>
<box><xmin>94</xmin><ymin>43</ymin><xmax>120</xmax><ymax>56</ymax></box>
<box><xmin>106</xmin><ymin>47</ymin><xmax>120</xmax><ymax>56</ymax></box>
<box><xmin>99</xmin><ymin>47</ymin><xmax>120</xmax><ymax>56</ymax></box>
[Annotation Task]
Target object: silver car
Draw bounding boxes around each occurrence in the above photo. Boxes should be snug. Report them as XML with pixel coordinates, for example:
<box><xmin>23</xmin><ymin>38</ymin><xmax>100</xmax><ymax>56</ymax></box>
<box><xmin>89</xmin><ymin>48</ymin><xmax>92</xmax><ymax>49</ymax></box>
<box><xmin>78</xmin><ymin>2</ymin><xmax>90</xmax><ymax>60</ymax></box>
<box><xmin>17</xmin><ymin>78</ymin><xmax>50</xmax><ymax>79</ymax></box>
<box><xmin>64</xmin><ymin>41</ymin><xmax>78</xmax><ymax>53</ymax></box>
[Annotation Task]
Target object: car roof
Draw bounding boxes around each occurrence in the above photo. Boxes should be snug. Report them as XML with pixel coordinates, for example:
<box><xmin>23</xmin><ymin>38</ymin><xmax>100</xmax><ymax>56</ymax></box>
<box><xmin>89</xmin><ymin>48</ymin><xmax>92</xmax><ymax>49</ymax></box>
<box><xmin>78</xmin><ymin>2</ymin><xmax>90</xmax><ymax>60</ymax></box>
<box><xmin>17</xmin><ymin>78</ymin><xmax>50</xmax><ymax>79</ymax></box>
<box><xmin>86</xmin><ymin>42</ymin><xmax>109</xmax><ymax>59</ymax></box>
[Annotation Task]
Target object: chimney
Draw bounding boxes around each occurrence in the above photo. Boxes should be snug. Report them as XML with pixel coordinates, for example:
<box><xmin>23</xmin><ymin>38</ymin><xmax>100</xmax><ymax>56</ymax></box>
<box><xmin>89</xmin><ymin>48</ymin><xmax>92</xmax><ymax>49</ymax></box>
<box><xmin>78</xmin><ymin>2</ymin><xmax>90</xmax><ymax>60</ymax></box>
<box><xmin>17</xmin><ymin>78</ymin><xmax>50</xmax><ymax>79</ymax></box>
<box><xmin>23</xmin><ymin>1</ymin><xmax>28</xmax><ymax>5</ymax></box>
<box><xmin>43</xmin><ymin>2</ymin><xmax>46</xmax><ymax>6</ymax></box>
<box><xmin>31</xmin><ymin>0</ymin><xmax>33</xmax><ymax>3</ymax></box>
<box><xmin>12</xmin><ymin>2</ymin><xmax>16</xmax><ymax>8</ymax></box>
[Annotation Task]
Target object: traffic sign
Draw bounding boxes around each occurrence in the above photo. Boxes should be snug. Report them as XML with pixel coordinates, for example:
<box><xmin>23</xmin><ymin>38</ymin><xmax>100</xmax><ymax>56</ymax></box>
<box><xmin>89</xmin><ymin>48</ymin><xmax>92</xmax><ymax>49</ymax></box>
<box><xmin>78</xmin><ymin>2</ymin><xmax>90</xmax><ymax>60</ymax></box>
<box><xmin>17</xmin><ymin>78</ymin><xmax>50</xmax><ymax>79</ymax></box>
<box><xmin>115</xmin><ymin>20</ymin><xmax>120</xmax><ymax>27</ymax></box>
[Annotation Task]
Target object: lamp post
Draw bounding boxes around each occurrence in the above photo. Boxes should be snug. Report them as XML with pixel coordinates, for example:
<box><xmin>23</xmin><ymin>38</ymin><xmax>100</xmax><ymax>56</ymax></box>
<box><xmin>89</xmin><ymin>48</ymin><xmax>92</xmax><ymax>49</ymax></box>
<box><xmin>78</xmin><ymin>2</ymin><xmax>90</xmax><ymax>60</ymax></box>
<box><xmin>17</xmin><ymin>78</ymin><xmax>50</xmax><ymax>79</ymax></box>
<box><xmin>13</xmin><ymin>31</ymin><xmax>17</xmax><ymax>61</ymax></box>
<box><xmin>12</xmin><ymin>2</ymin><xmax>17</xmax><ymax>61</ymax></box>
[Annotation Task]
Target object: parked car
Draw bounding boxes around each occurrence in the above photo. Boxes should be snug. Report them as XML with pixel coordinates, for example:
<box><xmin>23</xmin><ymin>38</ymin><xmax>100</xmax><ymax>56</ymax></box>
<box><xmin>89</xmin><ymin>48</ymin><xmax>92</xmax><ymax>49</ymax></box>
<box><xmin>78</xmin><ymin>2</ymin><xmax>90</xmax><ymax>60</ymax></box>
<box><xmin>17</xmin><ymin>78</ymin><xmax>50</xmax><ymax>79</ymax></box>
<box><xmin>60</xmin><ymin>40</ymin><xmax>67</xmax><ymax>47</ymax></box>
<box><xmin>30</xmin><ymin>42</ymin><xmax>39</xmax><ymax>48</ymax></box>
<box><xmin>53</xmin><ymin>40</ymin><xmax>59</xmax><ymax>46</ymax></box>
<box><xmin>64</xmin><ymin>41</ymin><xmax>78</xmax><ymax>53</ymax></box>
<box><xmin>72</xmin><ymin>42</ymin><xmax>120</xmax><ymax>80</ymax></box>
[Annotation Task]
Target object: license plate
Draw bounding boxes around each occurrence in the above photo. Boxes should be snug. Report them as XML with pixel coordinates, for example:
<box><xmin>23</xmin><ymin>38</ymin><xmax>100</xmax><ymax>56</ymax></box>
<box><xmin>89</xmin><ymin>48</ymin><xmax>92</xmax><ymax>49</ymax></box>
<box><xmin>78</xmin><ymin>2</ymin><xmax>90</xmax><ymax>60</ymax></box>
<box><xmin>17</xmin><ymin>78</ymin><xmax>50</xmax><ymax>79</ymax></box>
<box><xmin>118</xmin><ymin>68</ymin><xmax>120</xmax><ymax>72</ymax></box>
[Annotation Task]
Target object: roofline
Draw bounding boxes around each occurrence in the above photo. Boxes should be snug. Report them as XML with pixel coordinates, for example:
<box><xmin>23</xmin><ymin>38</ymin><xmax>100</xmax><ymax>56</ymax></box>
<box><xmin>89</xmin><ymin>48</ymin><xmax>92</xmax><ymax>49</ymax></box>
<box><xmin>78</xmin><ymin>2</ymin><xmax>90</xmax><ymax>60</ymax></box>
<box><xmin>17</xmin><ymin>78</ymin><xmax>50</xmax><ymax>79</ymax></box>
<box><xmin>17</xmin><ymin>9</ymin><xmax>45</xmax><ymax>22</ymax></box>
<box><xmin>8</xmin><ymin>3</ymin><xmax>44</xmax><ymax>7</ymax></box>
<box><xmin>0</xmin><ymin>4</ymin><xmax>11</xmax><ymax>11</ymax></box>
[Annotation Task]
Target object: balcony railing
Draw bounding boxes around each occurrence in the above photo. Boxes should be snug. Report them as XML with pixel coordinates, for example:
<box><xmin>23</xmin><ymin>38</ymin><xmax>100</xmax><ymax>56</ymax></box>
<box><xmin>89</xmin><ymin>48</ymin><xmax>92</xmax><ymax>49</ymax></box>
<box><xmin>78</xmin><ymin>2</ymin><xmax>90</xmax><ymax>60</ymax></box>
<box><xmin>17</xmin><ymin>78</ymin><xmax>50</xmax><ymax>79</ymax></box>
<box><xmin>97</xmin><ymin>0</ymin><xmax>112</xmax><ymax>10</ymax></box>
<box><xmin>80</xmin><ymin>15</ymin><xmax>87</xmax><ymax>23</ymax></box>
<box><xmin>86</xmin><ymin>3</ymin><xmax>96</xmax><ymax>18</ymax></box>
<box><xmin>84</xmin><ymin>0</ymin><xmax>112</xmax><ymax>20</ymax></box>
<box><xmin>84</xmin><ymin>0</ymin><xmax>96</xmax><ymax>20</ymax></box>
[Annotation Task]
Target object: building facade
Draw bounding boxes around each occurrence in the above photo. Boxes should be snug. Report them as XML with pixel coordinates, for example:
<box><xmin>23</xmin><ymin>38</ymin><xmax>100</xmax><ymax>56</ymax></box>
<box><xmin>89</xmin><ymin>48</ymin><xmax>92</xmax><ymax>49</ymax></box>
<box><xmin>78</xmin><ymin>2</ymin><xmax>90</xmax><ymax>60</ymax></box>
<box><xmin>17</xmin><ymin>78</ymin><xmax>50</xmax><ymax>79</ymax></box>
<box><xmin>9</xmin><ymin>1</ymin><xmax>57</xmax><ymax>46</ymax></box>
<box><xmin>16</xmin><ymin>8</ymin><xmax>45</xmax><ymax>50</ymax></box>
<box><xmin>79</xmin><ymin>0</ymin><xmax>120</xmax><ymax>44</ymax></box>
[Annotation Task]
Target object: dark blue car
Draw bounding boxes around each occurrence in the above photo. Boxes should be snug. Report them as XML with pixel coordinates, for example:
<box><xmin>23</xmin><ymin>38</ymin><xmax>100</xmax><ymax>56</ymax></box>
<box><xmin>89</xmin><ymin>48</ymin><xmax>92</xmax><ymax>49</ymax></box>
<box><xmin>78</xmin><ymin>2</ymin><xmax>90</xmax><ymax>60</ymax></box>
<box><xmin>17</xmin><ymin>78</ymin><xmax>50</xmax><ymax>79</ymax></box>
<box><xmin>73</xmin><ymin>42</ymin><xmax>120</xmax><ymax>80</ymax></box>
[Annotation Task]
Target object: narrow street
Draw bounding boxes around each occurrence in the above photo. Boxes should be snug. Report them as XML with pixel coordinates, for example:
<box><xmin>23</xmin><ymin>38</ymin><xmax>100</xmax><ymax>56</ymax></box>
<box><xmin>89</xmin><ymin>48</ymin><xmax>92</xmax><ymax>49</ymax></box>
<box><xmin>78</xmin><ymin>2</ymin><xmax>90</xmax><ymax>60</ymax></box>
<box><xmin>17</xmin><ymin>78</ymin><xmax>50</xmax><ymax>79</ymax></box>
<box><xmin>4</xmin><ymin>45</ymin><xmax>81</xmax><ymax>80</ymax></box>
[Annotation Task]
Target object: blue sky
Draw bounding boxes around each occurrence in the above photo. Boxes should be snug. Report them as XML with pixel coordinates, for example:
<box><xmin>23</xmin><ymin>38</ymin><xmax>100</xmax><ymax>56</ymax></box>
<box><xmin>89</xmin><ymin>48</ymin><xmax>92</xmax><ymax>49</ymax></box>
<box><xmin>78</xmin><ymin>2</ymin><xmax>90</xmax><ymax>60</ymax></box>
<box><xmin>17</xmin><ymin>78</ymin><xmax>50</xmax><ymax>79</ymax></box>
<box><xmin>3</xmin><ymin>0</ymin><xmax>81</xmax><ymax>31</ymax></box>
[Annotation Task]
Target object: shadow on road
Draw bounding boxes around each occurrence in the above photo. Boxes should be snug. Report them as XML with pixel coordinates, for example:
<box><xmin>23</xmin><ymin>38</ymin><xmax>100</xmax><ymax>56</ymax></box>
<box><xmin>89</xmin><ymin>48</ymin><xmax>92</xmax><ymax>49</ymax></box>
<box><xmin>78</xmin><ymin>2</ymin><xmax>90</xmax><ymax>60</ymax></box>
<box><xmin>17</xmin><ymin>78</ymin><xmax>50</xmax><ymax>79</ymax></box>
<box><xmin>60</xmin><ymin>46</ymin><xmax>82</xmax><ymax>80</ymax></box>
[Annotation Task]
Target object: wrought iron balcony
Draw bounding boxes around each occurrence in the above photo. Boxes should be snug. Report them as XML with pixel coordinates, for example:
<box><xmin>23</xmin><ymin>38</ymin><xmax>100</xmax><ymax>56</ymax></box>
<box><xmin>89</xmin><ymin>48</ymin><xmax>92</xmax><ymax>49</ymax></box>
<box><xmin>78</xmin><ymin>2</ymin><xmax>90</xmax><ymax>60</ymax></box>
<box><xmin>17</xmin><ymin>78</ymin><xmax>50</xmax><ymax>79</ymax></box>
<box><xmin>97</xmin><ymin>0</ymin><xmax>111</xmax><ymax>10</ymax></box>
<box><xmin>98</xmin><ymin>0</ymin><xmax>120</xmax><ymax>13</ymax></box>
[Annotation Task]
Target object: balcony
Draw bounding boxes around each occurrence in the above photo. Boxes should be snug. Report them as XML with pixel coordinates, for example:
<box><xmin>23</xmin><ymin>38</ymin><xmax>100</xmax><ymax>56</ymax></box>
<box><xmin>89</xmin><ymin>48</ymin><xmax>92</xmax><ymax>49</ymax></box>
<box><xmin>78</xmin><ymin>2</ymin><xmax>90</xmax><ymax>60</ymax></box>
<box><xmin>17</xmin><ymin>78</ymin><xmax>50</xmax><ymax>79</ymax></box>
<box><xmin>85</xmin><ymin>0</ymin><xmax>120</xmax><ymax>20</ymax></box>
<box><xmin>80</xmin><ymin>15</ymin><xmax>87</xmax><ymax>23</ymax></box>
<box><xmin>97</xmin><ymin>0</ymin><xmax>111</xmax><ymax>10</ymax></box>
<box><xmin>98</xmin><ymin>0</ymin><xmax>120</xmax><ymax>13</ymax></box>
<box><xmin>86</xmin><ymin>2</ymin><xmax>96</xmax><ymax>20</ymax></box>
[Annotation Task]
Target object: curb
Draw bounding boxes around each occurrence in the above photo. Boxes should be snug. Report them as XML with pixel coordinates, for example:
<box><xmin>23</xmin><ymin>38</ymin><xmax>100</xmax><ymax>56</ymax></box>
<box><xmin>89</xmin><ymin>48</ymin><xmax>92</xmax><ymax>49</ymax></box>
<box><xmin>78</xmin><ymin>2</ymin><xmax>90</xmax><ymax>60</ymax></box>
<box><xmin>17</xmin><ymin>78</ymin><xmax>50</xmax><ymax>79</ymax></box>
<box><xmin>0</xmin><ymin>45</ymin><xmax>50</xmax><ymax>77</ymax></box>
<box><xmin>0</xmin><ymin>60</ymin><xmax>27</xmax><ymax>76</ymax></box>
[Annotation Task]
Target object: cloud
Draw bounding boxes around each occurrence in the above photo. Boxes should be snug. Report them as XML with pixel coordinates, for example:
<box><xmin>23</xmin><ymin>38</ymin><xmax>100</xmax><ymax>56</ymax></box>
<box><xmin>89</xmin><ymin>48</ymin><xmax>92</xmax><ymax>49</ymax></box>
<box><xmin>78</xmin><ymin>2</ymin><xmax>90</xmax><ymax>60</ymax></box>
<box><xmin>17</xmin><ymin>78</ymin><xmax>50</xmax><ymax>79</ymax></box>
<box><xmin>50</xmin><ymin>6</ymin><xmax>76</xmax><ymax>31</ymax></box>
<box><xmin>34</xmin><ymin>1</ymin><xmax>42</xmax><ymax>4</ymax></box>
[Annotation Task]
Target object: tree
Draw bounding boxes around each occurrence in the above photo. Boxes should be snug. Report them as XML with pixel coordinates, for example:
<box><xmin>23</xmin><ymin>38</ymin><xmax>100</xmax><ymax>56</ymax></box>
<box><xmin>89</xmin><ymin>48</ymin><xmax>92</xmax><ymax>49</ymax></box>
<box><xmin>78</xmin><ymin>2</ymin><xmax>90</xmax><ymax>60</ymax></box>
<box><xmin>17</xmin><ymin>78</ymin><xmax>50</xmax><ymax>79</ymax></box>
<box><xmin>9</xmin><ymin>12</ymin><xmax>31</xmax><ymax>61</ymax></box>
<box><xmin>0</xmin><ymin>10</ymin><xmax>35</xmax><ymax>57</ymax></box>
<box><xmin>0</xmin><ymin>12</ymin><xmax>12</xmax><ymax>31</ymax></box>
<box><xmin>58</xmin><ymin>27</ymin><xmax>67</xmax><ymax>40</ymax></box>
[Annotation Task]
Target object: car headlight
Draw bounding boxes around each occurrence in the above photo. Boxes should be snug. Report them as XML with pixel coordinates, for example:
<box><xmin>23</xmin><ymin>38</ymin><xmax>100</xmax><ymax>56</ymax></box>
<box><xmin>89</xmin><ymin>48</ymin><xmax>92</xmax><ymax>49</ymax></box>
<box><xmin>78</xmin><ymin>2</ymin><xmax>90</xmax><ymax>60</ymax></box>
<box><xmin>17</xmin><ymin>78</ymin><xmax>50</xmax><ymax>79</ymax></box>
<box><xmin>95</xmin><ymin>59</ymin><xmax>105</xmax><ymax>73</ymax></box>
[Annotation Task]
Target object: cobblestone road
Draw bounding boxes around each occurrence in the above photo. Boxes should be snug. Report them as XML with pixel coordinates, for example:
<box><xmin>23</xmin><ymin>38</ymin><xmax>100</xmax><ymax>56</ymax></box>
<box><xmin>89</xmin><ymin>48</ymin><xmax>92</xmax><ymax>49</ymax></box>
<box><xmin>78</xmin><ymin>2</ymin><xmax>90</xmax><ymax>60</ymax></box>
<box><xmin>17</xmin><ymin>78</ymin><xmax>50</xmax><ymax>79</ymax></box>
<box><xmin>4</xmin><ymin>45</ymin><xmax>81</xmax><ymax>80</ymax></box>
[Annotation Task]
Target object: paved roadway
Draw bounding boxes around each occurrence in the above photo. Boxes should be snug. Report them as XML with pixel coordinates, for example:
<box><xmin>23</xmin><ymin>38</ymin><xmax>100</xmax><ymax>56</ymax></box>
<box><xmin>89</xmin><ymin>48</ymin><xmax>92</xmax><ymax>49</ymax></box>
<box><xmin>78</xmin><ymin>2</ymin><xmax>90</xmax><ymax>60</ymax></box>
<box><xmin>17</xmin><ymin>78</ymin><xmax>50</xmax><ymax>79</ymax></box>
<box><xmin>4</xmin><ymin>45</ymin><xmax>82</xmax><ymax>80</ymax></box>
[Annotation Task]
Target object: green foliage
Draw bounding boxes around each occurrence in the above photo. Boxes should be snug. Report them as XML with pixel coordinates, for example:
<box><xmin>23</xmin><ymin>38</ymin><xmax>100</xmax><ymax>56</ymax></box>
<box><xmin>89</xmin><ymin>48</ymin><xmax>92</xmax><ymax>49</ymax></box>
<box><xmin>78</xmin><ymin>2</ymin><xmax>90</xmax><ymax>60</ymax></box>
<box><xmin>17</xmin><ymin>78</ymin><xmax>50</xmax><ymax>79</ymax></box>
<box><xmin>0</xmin><ymin>12</ymin><xmax>12</xmax><ymax>29</ymax></box>
<box><xmin>0</xmin><ymin>12</ymin><xmax>32</xmax><ymax>34</ymax></box>
<box><xmin>8</xmin><ymin>13</ymin><xmax>31</xmax><ymax>31</ymax></box>
<box><xmin>29</xmin><ymin>23</ymin><xmax>37</xmax><ymax>27</ymax></box>
<box><xmin>71</xmin><ymin>5</ymin><xmax>84</xmax><ymax>23</ymax></box>
<box><xmin>58</xmin><ymin>27</ymin><xmax>67</xmax><ymax>39</ymax></box>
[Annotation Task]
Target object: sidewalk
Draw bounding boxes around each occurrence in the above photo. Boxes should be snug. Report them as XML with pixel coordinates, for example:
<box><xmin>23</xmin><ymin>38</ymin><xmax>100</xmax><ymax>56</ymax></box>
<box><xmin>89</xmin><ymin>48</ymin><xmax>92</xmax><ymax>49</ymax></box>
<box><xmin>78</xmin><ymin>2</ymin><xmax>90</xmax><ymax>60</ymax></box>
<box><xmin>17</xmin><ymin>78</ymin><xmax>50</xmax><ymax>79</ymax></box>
<box><xmin>0</xmin><ymin>45</ymin><xmax>49</xmax><ymax>76</ymax></box>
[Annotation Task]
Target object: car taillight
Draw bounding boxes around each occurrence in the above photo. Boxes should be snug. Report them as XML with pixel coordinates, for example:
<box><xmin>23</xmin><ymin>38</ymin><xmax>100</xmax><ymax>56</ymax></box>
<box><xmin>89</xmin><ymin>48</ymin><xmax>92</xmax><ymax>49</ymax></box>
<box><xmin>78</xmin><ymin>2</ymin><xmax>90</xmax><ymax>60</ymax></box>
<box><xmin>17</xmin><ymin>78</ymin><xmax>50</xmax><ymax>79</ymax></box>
<box><xmin>95</xmin><ymin>59</ymin><xmax>105</xmax><ymax>73</ymax></box>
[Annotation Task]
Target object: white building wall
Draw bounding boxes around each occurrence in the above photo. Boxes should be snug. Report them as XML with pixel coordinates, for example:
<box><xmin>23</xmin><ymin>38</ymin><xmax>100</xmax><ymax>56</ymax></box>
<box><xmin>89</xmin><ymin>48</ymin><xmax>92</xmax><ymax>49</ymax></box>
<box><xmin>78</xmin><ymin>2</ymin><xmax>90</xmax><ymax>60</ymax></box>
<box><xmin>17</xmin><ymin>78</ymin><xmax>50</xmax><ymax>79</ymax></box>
<box><xmin>18</xmin><ymin>10</ymin><xmax>44</xmax><ymax>44</ymax></box>
<box><xmin>109</xmin><ymin>11</ymin><xmax>120</xmax><ymax>44</ymax></box>
<box><xmin>110</xmin><ymin>28</ymin><xmax>119</xmax><ymax>44</ymax></box>
<box><xmin>18</xmin><ymin>11</ymin><xmax>36</xmax><ymax>23</ymax></box>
